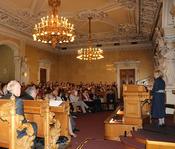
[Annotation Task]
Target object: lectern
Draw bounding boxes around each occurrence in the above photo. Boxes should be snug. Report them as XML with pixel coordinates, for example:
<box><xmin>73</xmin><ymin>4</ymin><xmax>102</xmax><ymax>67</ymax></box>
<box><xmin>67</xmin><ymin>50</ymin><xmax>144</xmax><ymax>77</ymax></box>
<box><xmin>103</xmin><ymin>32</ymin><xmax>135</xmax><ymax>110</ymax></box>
<box><xmin>104</xmin><ymin>84</ymin><xmax>150</xmax><ymax>140</ymax></box>
<box><xmin>123</xmin><ymin>84</ymin><xmax>150</xmax><ymax>126</ymax></box>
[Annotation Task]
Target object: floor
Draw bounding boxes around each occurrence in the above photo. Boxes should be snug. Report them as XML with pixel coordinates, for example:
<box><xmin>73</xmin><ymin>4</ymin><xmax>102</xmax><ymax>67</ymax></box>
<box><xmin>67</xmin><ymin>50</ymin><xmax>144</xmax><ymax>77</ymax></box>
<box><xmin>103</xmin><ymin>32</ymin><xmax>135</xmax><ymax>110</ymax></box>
<box><xmin>69</xmin><ymin>112</ymin><xmax>125</xmax><ymax>149</ymax></box>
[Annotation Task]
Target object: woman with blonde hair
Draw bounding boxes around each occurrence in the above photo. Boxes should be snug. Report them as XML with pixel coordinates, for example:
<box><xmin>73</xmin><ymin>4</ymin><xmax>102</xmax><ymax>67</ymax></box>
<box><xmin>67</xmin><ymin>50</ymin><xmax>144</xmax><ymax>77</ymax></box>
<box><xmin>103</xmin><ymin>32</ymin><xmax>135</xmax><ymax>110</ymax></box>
<box><xmin>151</xmin><ymin>70</ymin><xmax>166</xmax><ymax>127</ymax></box>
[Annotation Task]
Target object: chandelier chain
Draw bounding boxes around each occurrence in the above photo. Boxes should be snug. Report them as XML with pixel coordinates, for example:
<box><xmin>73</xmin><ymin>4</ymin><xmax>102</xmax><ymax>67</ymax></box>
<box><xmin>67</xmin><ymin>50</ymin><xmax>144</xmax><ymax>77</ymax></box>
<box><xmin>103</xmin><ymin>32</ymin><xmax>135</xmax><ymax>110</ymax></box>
<box><xmin>76</xmin><ymin>17</ymin><xmax>104</xmax><ymax>61</ymax></box>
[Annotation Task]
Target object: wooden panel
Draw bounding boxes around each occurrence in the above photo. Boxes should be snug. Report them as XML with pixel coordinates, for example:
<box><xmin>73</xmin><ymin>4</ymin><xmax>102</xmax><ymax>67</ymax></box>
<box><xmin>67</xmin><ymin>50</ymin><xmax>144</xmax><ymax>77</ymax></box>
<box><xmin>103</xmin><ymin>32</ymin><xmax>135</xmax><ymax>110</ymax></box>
<box><xmin>124</xmin><ymin>96</ymin><xmax>141</xmax><ymax>118</ymax></box>
<box><xmin>51</xmin><ymin>101</ymin><xmax>69</xmax><ymax>137</ymax></box>
<box><xmin>146</xmin><ymin>140</ymin><xmax>175</xmax><ymax>149</ymax></box>
<box><xmin>0</xmin><ymin>120</ymin><xmax>9</xmax><ymax>147</ymax></box>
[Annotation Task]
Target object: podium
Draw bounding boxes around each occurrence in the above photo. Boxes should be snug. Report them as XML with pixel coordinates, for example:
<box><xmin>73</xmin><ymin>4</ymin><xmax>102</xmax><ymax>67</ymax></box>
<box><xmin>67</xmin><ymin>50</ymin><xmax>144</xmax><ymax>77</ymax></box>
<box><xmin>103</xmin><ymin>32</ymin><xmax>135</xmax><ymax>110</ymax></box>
<box><xmin>123</xmin><ymin>85</ymin><xmax>150</xmax><ymax>126</ymax></box>
<box><xmin>104</xmin><ymin>84</ymin><xmax>151</xmax><ymax>140</ymax></box>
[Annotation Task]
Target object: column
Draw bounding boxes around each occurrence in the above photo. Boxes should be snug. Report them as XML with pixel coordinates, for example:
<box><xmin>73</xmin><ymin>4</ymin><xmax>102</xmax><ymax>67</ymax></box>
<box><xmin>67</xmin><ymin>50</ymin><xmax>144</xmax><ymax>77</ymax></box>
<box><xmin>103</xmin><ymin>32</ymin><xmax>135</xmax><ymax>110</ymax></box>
<box><xmin>160</xmin><ymin>0</ymin><xmax>175</xmax><ymax>113</ymax></box>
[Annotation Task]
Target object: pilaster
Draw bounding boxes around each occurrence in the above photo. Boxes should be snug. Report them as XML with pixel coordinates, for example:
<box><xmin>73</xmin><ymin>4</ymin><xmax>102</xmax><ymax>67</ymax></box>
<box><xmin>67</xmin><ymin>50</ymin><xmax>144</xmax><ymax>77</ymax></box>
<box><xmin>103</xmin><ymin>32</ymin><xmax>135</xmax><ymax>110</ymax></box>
<box><xmin>158</xmin><ymin>0</ymin><xmax>175</xmax><ymax>113</ymax></box>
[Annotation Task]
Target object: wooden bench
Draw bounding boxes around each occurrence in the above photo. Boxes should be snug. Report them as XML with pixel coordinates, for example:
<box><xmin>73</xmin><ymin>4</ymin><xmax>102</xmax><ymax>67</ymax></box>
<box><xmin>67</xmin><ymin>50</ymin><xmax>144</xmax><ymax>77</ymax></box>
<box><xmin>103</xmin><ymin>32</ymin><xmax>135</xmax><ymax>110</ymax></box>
<box><xmin>0</xmin><ymin>99</ymin><xmax>61</xmax><ymax>149</ymax></box>
<box><xmin>23</xmin><ymin>100</ymin><xmax>61</xmax><ymax>148</ymax></box>
<box><xmin>0</xmin><ymin>98</ymin><xmax>35</xmax><ymax>149</ymax></box>
<box><xmin>24</xmin><ymin>100</ymin><xmax>70</xmax><ymax>139</ymax></box>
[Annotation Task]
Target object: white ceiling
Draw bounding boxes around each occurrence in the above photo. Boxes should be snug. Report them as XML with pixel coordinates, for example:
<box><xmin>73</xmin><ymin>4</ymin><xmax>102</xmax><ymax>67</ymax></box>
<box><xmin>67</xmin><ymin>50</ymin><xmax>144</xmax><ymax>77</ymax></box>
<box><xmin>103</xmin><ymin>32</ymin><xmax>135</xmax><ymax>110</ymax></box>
<box><xmin>0</xmin><ymin>0</ymin><xmax>162</xmax><ymax>50</ymax></box>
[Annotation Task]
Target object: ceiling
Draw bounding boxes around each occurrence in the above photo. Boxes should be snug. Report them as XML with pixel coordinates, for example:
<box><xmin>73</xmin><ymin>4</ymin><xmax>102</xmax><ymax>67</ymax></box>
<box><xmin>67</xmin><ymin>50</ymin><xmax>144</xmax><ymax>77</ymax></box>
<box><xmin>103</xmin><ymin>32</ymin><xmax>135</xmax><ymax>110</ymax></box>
<box><xmin>0</xmin><ymin>0</ymin><xmax>162</xmax><ymax>51</ymax></box>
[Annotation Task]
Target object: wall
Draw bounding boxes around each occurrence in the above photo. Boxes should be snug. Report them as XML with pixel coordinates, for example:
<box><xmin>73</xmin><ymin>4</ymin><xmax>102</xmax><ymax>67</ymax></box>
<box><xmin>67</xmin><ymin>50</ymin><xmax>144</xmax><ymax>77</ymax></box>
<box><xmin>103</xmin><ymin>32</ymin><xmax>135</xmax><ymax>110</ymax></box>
<box><xmin>57</xmin><ymin>48</ymin><xmax>154</xmax><ymax>83</ymax></box>
<box><xmin>25</xmin><ymin>45</ymin><xmax>59</xmax><ymax>83</ymax></box>
<box><xmin>0</xmin><ymin>33</ymin><xmax>154</xmax><ymax>84</ymax></box>
<box><xmin>0</xmin><ymin>45</ymin><xmax>15</xmax><ymax>82</ymax></box>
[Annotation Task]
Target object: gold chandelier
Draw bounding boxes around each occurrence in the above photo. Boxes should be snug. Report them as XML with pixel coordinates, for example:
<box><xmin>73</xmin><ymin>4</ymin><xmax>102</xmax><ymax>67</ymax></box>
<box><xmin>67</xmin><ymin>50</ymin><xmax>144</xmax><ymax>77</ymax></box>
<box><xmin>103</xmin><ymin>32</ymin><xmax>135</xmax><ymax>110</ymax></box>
<box><xmin>76</xmin><ymin>17</ymin><xmax>104</xmax><ymax>61</ymax></box>
<box><xmin>32</xmin><ymin>0</ymin><xmax>75</xmax><ymax>48</ymax></box>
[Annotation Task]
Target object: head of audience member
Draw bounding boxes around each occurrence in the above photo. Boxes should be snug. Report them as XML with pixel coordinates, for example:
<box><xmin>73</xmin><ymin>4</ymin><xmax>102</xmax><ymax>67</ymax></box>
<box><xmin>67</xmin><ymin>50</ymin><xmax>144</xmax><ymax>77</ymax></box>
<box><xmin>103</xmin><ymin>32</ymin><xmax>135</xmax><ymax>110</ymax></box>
<box><xmin>74</xmin><ymin>90</ymin><xmax>78</xmax><ymax>96</ymax></box>
<box><xmin>25</xmin><ymin>85</ymin><xmax>38</xmax><ymax>99</ymax></box>
<box><xmin>52</xmin><ymin>89</ymin><xmax>58</xmax><ymax>97</ymax></box>
<box><xmin>91</xmin><ymin>88</ymin><xmax>96</xmax><ymax>94</ymax></box>
<box><xmin>83</xmin><ymin>89</ymin><xmax>89</xmax><ymax>94</ymax></box>
<box><xmin>7</xmin><ymin>80</ymin><xmax>21</xmax><ymax>97</ymax></box>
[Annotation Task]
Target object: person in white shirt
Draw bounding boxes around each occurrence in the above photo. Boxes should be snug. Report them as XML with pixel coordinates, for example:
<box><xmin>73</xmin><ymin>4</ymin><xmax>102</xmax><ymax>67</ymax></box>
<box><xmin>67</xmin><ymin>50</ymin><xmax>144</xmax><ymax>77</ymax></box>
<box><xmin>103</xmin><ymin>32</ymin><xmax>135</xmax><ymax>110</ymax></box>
<box><xmin>69</xmin><ymin>90</ymin><xmax>89</xmax><ymax>113</ymax></box>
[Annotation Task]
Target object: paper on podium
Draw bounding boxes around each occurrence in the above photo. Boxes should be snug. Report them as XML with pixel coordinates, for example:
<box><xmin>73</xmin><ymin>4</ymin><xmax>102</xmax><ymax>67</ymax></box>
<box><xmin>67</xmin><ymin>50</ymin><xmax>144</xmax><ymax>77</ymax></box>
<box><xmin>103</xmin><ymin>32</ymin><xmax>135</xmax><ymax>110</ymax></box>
<box><xmin>49</xmin><ymin>100</ymin><xmax>63</xmax><ymax>107</ymax></box>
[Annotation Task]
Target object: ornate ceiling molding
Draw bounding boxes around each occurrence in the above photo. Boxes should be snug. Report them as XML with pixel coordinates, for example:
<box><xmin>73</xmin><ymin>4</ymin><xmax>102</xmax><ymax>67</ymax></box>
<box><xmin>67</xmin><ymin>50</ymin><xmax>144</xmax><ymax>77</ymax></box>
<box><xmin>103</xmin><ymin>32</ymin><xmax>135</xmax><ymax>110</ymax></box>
<box><xmin>0</xmin><ymin>8</ymin><xmax>31</xmax><ymax>35</ymax></box>
<box><xmin>77</xmin><ymin>10</ymin><xmax>107</xmax><ymax>21</ymax></box>
<box><xmin>140</xmin><ymin>0</ymin><xmax>162</xmax><ymax>37</ymax></box>
<box><xmin>117</xmin><ymin>0</ymin><xmax>136</xmax><ymax>9</ymax></box>
<box><xmin>0</xmin><ymin>0</ymin><xmax>160</xmax><ymax>51</ymax></box>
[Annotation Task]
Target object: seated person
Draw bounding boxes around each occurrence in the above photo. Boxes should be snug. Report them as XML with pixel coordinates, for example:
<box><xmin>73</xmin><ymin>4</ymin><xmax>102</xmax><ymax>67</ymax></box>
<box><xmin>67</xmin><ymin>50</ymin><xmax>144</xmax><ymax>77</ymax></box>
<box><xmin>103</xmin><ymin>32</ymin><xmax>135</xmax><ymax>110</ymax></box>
<box><xmin>0</xmin><ymin>80</ymin><xmax>37</xmax><ymax>144</ymax></box>
<box><xmin>106</xmin><ymin>87</ymin><xmax>115</xmax><ymax>110</ymax></box>
<box><xmin>69</xmin><ymin>90</ymin><xmax>90</xmax><ymax>113</ymax></box>
<box><xmin>89</xmin><ymin>88</ymin><xmax>102</xmax><ymax>112</ymax></box>
<box><xmin>82</xmin><ymin>89</ymin><xmax>95</xmax><ymax>112</ymax></box>
<box><xmin>45</xmin><ymin>89</ymin><xmax>62</xmax><ymax>101</ymax></box>
<box><xmin>20</xmin><ymin>85</ymin><xmax>38</xmax><ymax>100</ymax></box>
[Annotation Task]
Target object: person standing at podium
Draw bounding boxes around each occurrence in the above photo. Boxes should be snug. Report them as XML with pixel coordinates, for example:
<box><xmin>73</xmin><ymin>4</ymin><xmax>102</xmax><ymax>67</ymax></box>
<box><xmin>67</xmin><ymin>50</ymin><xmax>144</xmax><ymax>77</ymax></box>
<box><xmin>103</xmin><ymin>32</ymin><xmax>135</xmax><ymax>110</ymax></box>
<box><xmin>151</xmin><ymin>70</ymin><xmax>166</xmax><ymax>127</ymax></box>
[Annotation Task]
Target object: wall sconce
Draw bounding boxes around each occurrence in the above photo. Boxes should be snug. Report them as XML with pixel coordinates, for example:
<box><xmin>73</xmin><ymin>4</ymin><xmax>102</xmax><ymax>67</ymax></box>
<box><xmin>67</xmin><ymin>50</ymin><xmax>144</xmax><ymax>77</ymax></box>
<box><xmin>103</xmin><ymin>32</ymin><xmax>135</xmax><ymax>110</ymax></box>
<box><xmin>23</xmin><ymin>72</ymin><xmax>28</xmax><ymax>77</ymax></box>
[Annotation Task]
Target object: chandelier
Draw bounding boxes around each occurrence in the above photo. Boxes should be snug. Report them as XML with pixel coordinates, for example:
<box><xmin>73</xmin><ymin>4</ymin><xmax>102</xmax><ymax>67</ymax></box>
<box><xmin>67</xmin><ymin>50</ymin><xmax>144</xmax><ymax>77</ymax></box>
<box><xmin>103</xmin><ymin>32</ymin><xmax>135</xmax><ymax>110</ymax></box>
<box><xmin>76</xmin><ymin>17</ymin><xmax>104</xmax><ymax>61</ymax></box>
<box><xmin>32</xmin><ymin>0</ymin><xmax>75</xmax><ymax>48</ymax></box>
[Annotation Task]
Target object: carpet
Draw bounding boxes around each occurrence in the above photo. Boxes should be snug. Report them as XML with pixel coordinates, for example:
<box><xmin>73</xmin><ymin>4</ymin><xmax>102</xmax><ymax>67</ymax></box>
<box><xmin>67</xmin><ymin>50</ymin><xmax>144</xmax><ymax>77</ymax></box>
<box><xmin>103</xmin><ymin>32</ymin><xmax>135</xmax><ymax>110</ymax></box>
<box><xmin>69</xmin><ymin>112</ymin><xmax>125</xmax><ymax>149</ymax></box>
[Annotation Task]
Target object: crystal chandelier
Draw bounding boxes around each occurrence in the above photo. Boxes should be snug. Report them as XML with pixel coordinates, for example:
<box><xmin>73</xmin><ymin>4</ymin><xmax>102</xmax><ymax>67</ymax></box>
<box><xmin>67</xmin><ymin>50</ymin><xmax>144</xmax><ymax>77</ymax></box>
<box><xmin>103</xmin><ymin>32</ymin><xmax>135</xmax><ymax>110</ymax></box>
<box><xmin>32</xmin><ymin>0</ymin><xmax>75</xmax><ymax>48</ymax></box>
<box><xmin>76</xmin><ymin>17</ymin><xmax>104</xmax><ymax>61</ymax></box>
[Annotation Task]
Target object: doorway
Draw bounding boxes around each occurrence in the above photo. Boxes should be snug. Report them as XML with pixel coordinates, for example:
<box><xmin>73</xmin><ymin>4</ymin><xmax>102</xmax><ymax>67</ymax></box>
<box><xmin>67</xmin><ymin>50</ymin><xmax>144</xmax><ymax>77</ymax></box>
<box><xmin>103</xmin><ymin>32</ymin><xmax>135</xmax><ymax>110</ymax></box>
<box><xmin>115</xmin><ymin>60</ymin><xmax>140</xmax><ymax>98</ymax></box>
<box><xmin>40</xmin><ymin>68</ymin><xmax>47</xmax><ymax>83</ymax></box>
<box><xmin>120</xmin><ymin>69</ymin><xmax>135</xmax><ymax>98</ymax></box>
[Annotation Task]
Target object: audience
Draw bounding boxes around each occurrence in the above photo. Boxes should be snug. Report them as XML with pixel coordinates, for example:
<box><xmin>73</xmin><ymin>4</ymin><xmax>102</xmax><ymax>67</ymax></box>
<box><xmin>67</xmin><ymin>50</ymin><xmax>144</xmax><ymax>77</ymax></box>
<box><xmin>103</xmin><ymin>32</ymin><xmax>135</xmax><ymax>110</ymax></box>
<box><xmin>0</xmin><ymin>80</ymin><xmax>118</xmax><ymax>138</ymax></box>
<box><xmin>0</xmin><ymin>81</ymin><xmax>118</xmax><ymax>112</ymax></box>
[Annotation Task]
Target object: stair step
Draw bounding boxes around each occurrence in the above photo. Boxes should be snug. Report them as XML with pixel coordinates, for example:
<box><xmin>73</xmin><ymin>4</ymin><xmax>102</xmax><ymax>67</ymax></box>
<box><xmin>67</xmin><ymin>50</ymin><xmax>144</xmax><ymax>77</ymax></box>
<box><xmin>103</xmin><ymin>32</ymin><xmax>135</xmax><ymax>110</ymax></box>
<box><xmin>132</xmin><ymin>129</ymin><xmax>175</xmax><ymax>143</ymax></box>
<box><xmin>120</xmin><ymin>136</ymin><xmax>145</xmax><ymax>149</ymax></box>
<box><xmin>143</xmin><ymin>123</ymin><xmax>175</xmax><ymax>137</ymax></box>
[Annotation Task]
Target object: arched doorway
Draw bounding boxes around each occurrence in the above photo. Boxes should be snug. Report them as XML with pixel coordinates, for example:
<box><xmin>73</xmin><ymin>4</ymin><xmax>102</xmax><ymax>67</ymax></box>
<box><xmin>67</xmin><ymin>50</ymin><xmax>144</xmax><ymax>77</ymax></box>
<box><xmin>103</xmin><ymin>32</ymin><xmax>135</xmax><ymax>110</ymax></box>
<box><xmin>0</xmin><ymin>40</ymin><xmax>21</xmax><ymax>82</ymax></box>
<box><xmin>0</xmin><ymin>45</ymin><xmax>15</xmax><ymax>82</ymax></box>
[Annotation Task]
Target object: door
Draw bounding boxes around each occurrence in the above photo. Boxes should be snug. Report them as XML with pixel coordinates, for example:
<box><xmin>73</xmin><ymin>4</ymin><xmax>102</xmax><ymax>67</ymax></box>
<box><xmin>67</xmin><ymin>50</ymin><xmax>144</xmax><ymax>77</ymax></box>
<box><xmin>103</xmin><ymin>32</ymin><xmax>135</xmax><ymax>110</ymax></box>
<box><xmin>120</xmin><ymin>69</ymin><xmax>135</xmax><ymax>98</ymax></box>
<box><xmin>40</xmin><ymin>68</ymin><xmax>47</xmax><ymax>83</ymax></box>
